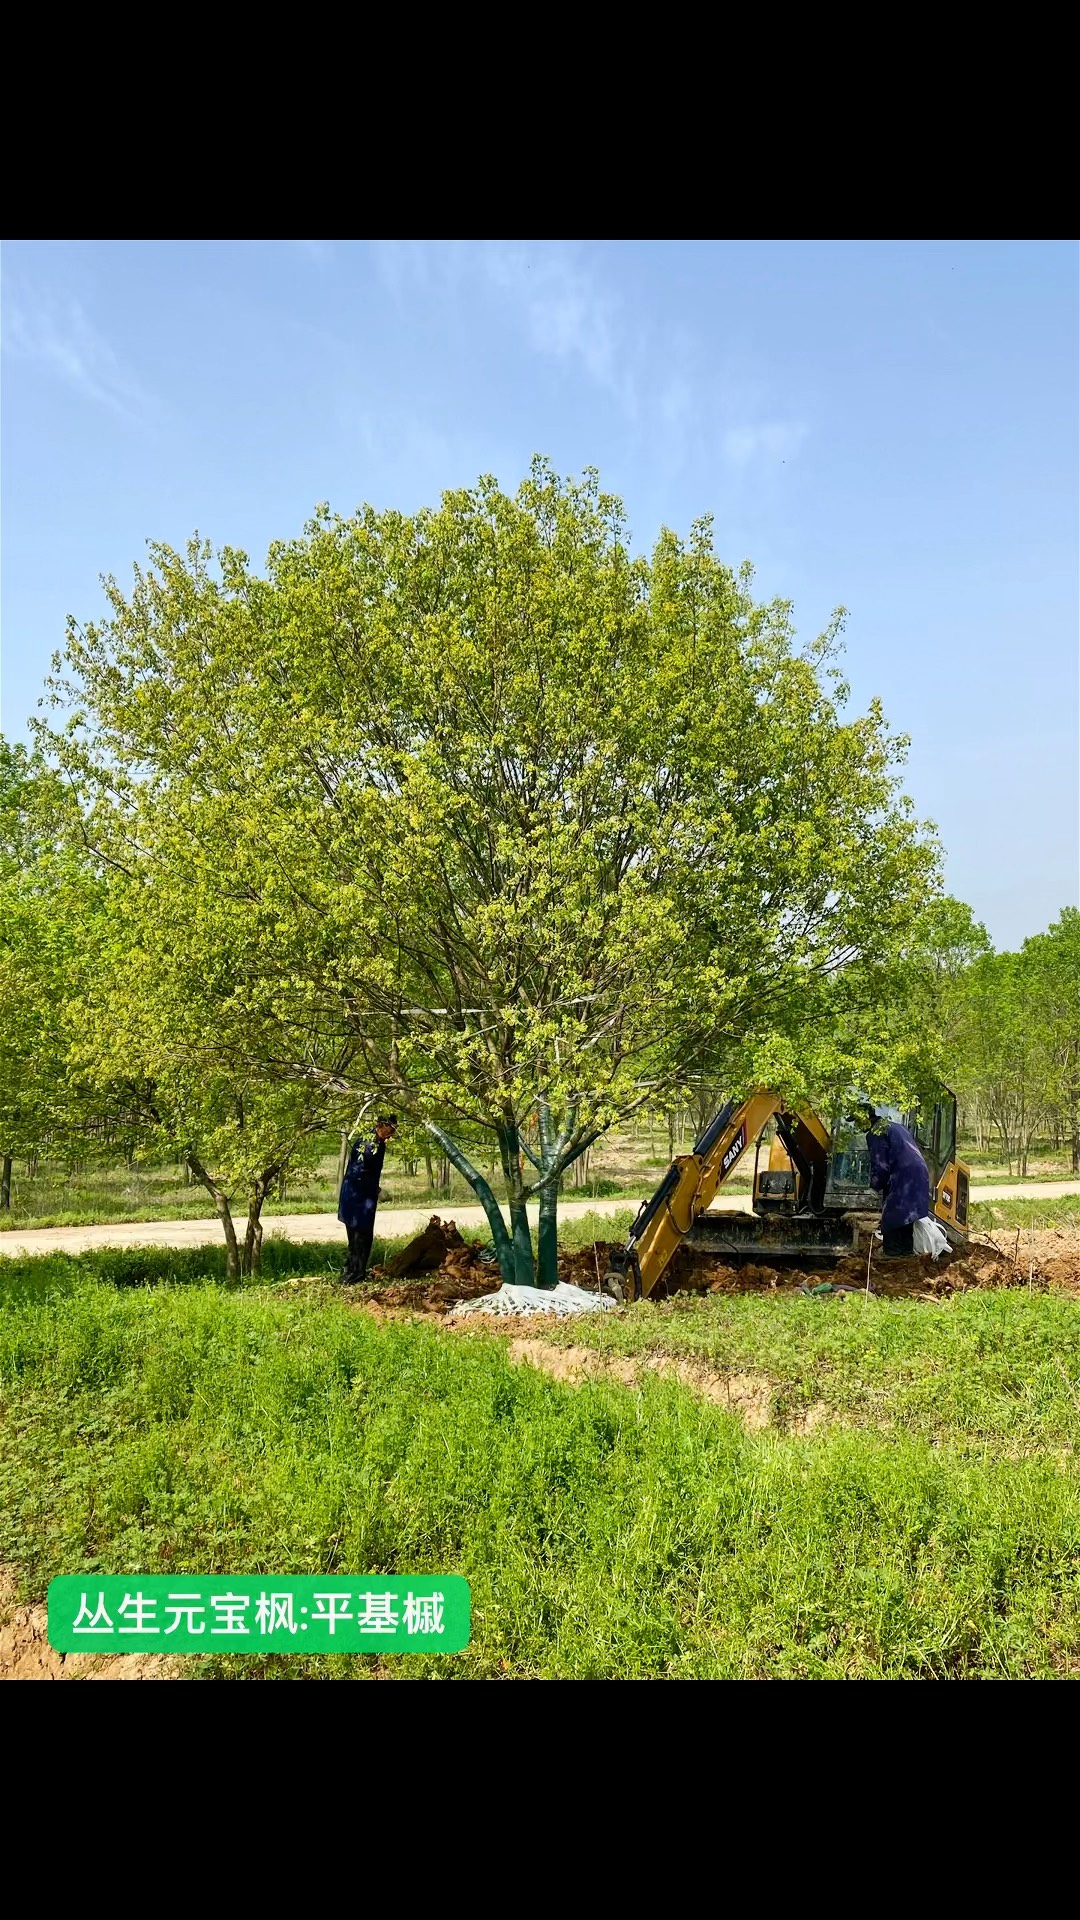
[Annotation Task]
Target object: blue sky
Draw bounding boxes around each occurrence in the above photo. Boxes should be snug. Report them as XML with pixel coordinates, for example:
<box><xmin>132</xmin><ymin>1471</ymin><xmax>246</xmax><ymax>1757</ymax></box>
<box><xmin>2</xmin><ymin>238</ymin><xmax>1076</xmax><ymax>949</ymax></box>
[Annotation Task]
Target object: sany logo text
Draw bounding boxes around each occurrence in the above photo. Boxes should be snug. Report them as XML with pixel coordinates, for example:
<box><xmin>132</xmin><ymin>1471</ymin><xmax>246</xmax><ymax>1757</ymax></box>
<box><xmin>722</xmin><ymin>1126</ymin><xmax>747</xmax><ymax>1173</ymax></box>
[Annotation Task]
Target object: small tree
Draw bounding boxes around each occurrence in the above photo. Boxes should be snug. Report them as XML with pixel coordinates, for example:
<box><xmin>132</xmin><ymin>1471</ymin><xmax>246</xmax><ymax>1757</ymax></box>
<box><xmin>958</xmin><ymin>951</ymin><xmax>1046</xmax><ymax>1174</ymax></box>
<box><xmin>67</xmin><ymin>871</ymin><xmax>341</xmax><ymax>1277</ymax></box>
<box><xmin>1018</xmin><ymin>909</ymin><xmax>1080</xmax><ymax>1172</ymax></box>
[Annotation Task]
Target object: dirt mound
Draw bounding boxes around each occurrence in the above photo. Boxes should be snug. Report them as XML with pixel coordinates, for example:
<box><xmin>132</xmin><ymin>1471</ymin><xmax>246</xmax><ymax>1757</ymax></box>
<box><xmin>0</xmin><ymin>1568</ymin><xmax>180</xmax><ymax>1682</ymax></box>
<box><xmin>558</xmin><ymin>1242</ymin><xmax>618</xmax><ymax>1292</ymax></box>
<box><xmin>551</xmin><ymin>1234</ymin><xmax>1080</xmax><ymax>1301</ymax></box>
<box><xmin>348</xmin><ymin>1226</ymin><xmax>1080</xmax><ymax>1322</ymax></box>
<box><xmin>348</xmin><ymin>1217</ymin><xmax>497</xmax><ymax>1316</ymax></box>
<box><xmin>352</xmin><ymin>1230</ymin><xmax>618</xmax><ymax>1318</ymax></box>
<box><xmin>381</xmin><ymin>1215</ymin><xmax>469</xmax><ymax>1278</ymax></box>
<box><xmin>664</xmin><ymin>1235</ymin><xmax>1080</xmax><ymax>1300</ymax></box>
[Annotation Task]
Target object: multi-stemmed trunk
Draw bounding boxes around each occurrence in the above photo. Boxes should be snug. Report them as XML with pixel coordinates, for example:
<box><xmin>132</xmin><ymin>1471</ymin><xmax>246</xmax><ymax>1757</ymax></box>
<box><xmin>187</xmin><ymin>1151</ymin><xmax>242</xmax><ymax>1279</ymax></box>
<box><xmin>426</xmin><ymin>1103</ymin><xmax>596</xmax><ymax>1291</ymax></box>
<box><xmin>186</xmin><ymin>1154</ymin><xmax>288</xmax><ymax>1281</ymax></box>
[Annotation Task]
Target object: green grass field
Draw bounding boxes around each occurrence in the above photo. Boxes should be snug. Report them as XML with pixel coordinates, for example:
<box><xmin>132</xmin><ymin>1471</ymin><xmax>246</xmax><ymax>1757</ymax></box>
<box><xmin>970</xmin><ymin>1196</ymin><xmax>1080</xmax><ymax>1232</ymax></box>
<box><xmin>3</xmin><ymin>1244</ymin><xmax>1080</xmax><ymax>1678</ymax></box>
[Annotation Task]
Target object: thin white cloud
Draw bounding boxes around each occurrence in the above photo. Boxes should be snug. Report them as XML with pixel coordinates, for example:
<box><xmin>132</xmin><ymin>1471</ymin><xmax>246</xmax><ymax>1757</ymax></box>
<box><xmin>372</xmin><ymin>239</ymin><xmax>636</xmax><ymax>414</ymax></box>
<box><xmin>723</xmin><ymin>420</ymin><xmax>809</xmax><ymax>470</ymax></box>
<box><xmin>2</xmin><ymin>288</ymin><xmax>155</xmax><ymax>422</ymax></box>
<box><xmin>369</xmin><ymin>241</ymin><xmax>812</xmax><ymax>482</ymax></box>
<box><xmin>338</xmin><ymin>395</ymin><xmax>517</xmax><ymax>508</ymax></box>
<box><xmin>478</xmin><ymin>242</ymin><xmax>632</xmax><ymax>409</ymax></box>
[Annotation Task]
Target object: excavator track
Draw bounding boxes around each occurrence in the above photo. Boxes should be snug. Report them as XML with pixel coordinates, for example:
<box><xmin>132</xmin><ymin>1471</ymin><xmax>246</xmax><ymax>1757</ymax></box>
<box><xmin>684</xmin><ymin>1209</ymin><xmax>876</xmax><ymax>1264</ymax></box>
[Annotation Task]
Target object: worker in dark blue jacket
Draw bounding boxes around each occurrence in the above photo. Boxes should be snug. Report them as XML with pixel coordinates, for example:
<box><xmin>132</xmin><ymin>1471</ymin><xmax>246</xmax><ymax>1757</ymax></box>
<box><xmin>338</xmin><ymin>1113</ymin><xmax>398</xmax><ymax>1283</ymax></box>
<box><xmin>858</xmin><ymin>1105</ymin><xmax>931</xmax><ymax>1258</ymax></box>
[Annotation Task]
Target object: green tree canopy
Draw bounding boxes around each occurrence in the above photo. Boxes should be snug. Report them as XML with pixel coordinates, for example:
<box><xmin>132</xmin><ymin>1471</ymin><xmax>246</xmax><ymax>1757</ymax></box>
<box><xmin>67</xmin><ymin>878</ymin><xmax>337</xmax><ymax>1275</ymax></box>
<box><xmin>42</xmin><ymin>461</ymin><xmax>941</xmax><ymax>1284</ymax></box>
<box><xmin>1024</xmin><ymin>907</ymin><xmax>1080</xmax><ymax>1171</ymax></box>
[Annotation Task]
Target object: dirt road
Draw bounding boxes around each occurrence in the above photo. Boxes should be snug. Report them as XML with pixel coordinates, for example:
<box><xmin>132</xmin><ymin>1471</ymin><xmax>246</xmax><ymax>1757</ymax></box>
<box><xmin>0</xmin><ymin>1196</ymin><xmax>650</xmax><ymax>1260</ymax></box>
<box><xmin>1</xmin><ymin>1180</ymin><xmax>1076</xmax><ymax>1261</ymax></box>
<box><xmin>968</xmin><ymin>1181</ymin><xmax>1080</xmax><ymax>1200</ymax></box>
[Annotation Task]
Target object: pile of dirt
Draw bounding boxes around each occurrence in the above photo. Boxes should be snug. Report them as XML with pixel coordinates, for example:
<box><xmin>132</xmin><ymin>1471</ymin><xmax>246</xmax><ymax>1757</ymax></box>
<box><xmin>665</xmin><ymin>1236</ymin><xmax>1080</xmax><ymax>1301</ymax></box>
<box><xmin>558</xmin><ymin>1242</ymin><xmax>619</xmax><ymax>1292</ymax></box>
<box><xmin>347</xmin><ymin>1224</ymin><xmax>1080</xmax><ymax>1322</ymax></box>
<box><xmin>980</xmin><ymin>1225</ymin><xmax>1080</xmax><ymax>1295</ymax></box>
<box><xmin>547</xmin><ymin>1233</ymin><xmax>1080</xmax><ymax>1303</ymax></box>
<box><xmin>348</xmin><ymin>1216</ymin><xmax>497</xmax><ymax>1316</ymax></box>
<box><xmin>380</xmin><ymin>1216</ymin><xmax>470</xmax><ymax>1278</ymax></box>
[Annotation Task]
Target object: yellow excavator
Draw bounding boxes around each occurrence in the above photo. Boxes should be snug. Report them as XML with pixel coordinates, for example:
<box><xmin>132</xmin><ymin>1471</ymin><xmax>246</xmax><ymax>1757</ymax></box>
<box><xmin>601</xmin><ymin>1089</ymin><xmax>971</xmax><ymax>1302</ymax></box>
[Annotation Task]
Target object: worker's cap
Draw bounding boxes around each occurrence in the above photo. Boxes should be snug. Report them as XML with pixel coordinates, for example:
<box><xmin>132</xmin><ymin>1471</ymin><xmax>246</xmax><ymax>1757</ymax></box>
<box><xmin>375</xmin><ymin>1112</ymin><xmax>399</xmax><ymax>1127</ymax></box>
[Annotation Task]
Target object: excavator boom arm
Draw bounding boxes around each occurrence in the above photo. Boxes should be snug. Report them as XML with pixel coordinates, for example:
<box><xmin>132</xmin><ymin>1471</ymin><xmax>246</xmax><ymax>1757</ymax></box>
<box><xmin>606</xmin><ymin>1092</ymin><xmax>830</xmax><ymax>1301</ymax></box>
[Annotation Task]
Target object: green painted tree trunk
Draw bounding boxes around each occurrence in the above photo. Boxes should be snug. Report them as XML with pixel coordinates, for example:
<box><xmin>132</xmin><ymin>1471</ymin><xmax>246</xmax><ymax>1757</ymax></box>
<box><xmin>509</xmin><ymin>1200</ymin><xmax>535</xmax><ymax>1286</ymax></box>
<box><xmin>426</xmin><ymin>1123</ymin><xmax>517</xmax><ymax>1287</ymax></box>
<box><xmin>536</xmin><ymin>1179</ymin><xmax>559</xmax><ymax>1289</ymax></box>
<box><xmin>427</xmin><ymin>1112</ymin><xmax>603</xmax><ymax>1293</ymax></box>
<box><xmin>534</xmin><ymin>1101</ymin><xmax>560</xmax><ymax>1290</ymax></box>
<box><xmin>532</xmin><ymin>1102</ymin><xmax>601</xmax><ymax>1291</ymax></box>
<box><xmin>497</xmin><ymin>1121</ymin><xmax>540</xmax><ymax>1288</ymax></box>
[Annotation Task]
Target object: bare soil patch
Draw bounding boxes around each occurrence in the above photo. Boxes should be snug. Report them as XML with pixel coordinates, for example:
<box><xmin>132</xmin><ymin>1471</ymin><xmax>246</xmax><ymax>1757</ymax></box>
<box><xmin>506</xmin><ymin>1339</ymin><xmax>824</xmax><ymax>1433</ymax></box>
<box><xmin>0</xmin><ymin>1568</ymin><xmax>182</xmax><ymax>1682</ymax></box>
<box><xmin>348</xmin><ymin>1222</ymin><xmax>1080</xmax><ymax>1323</ymax></box>
<box><xmin>620</xmin><ymin>1233</ymin><xmax>1080</xmax><ymax>1305</ymax></box>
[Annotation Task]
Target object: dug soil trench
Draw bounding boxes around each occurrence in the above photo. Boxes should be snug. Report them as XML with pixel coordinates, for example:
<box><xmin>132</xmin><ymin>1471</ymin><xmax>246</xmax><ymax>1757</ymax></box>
<box><xmin>348</xmin><ymin>1217</ymin><xmax>1080</xmax><ymax>1319</ymax></box>
<box><xmin>504</xmin><ymin>1341</ymin><xmax>829</xmax><ymax>1434</ymax></box>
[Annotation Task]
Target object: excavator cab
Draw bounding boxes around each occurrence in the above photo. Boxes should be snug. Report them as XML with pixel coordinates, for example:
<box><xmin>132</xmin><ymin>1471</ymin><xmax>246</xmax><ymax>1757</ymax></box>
<box><xmin>756</xmin><ymin>1111</ymin><xmax>885</xmax><ymax>1214</ymax></box>
<box><xmin>821</xmin><ymin>1107</ymin><xmax>900</xmax><ymax>1213</ymax></box>
<box><xmin>907</xmin><ymin>1090</ymin><xmax>968</xmax><ymax>1230</ymax></box>
<box><xmin>752</xmin><ymin>1128</ymin><xmax>799</xmax><ymax>1212</ymax></box>
<box><xmin>820</xmin><ymin>1092</ymin><xmax>968</xmax><ymax>1225</ymax></box>
<box><xmin>773</xmin><ymin>1092</ymin><xmax>966</xmax><ymax>1222</ymax></box>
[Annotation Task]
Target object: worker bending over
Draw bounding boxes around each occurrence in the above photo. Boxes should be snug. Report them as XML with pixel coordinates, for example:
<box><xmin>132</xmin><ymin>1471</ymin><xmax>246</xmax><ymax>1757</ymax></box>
<box><xmin>858</xmin><ymin>1105</ymin><xmax>930</xmax><ymax>1258</ymax></box>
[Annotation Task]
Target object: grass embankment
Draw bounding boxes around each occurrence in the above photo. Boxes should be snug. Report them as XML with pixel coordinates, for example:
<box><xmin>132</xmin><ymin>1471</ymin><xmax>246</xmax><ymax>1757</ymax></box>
<box><xmin>2</xmin><ymin>1245</ymin><xmax>1080</xmax><ymax>1679</ymax></box>
<box><xmin>531</xmin><ymin>1287</ymin><xmax>1080</xmax><ymax>1456</ymax></box>
<box><xmin>970</xmin><ymin>1196</ymin><xmax>1080</xmax><ymax>1232</ymax></box>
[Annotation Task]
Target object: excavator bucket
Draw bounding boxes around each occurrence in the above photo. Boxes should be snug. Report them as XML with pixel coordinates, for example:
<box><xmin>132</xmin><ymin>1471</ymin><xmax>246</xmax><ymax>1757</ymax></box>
<box><xmin>684</xmin><ymin>1209</ymin><xmax>872</xmax><ymax>1263</ymax></box>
